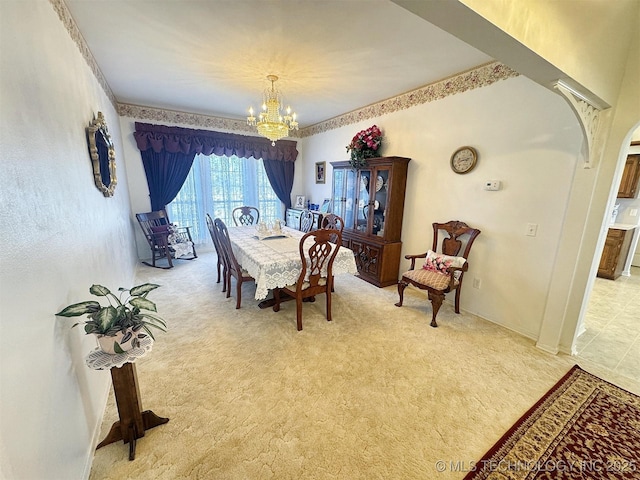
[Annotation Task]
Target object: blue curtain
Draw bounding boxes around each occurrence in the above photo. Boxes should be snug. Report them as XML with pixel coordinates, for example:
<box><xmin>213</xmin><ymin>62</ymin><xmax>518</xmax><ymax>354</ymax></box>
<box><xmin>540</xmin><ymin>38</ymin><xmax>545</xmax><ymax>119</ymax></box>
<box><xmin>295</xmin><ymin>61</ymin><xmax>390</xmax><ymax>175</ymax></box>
<box><xmin>139</xmin><ymin>149</ymin><xmax>195</xmax><ymax>212</ymax></box>
<box><xmin>263</xmin><ymin>158</ymin><xmax>295</xmax><ymax>210</ymax></box>
<box><xmin>134</xmin><ymin>123</ymin><xmax>298</xmax><ymax>212</ymax></box>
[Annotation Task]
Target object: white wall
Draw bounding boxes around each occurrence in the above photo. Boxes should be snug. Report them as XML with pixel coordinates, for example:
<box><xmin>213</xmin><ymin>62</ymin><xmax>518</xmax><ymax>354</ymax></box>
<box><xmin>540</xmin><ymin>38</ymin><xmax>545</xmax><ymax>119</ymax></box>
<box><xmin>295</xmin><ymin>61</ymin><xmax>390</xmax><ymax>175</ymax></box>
<box><xmin>0</xmin><ymin>2</ymin><xmax>138</xmax><ymax>479</ymax></box>
<box><xmin>120</xmin><ymin>117</ymin><xmax>153</xmax><ymax>260</ymax></box>
<box><xmin>301</xmin><ymin>75</ymin><xmax>581</xmax><ymax>339</ymax></box>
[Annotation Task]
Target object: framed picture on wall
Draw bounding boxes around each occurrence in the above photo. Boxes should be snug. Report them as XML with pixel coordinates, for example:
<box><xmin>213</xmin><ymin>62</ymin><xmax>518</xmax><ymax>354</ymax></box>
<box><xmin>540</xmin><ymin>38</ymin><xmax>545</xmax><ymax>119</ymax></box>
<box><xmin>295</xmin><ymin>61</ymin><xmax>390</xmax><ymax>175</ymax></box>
<box><xmin>295</xmin><ymin>195</ymin><xmax>306</xmax><ymax>209</ymax></box>
<box><xmin>315</xmin><ymin>162</ymin><xmax>326</xmax><ymax>184</ymax></box>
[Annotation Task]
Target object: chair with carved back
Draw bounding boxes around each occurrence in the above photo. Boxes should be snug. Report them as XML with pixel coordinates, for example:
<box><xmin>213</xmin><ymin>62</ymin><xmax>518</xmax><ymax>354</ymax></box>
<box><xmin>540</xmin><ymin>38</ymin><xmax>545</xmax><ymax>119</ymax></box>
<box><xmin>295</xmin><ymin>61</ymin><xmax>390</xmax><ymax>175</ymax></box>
<box><xmin>272</xmin><ymin>229</ymin><xmax>342</xmax><ymax>331</ymax></box>
<box><xmin>395</xmin><ymin>221</ymin><xmax>480</xmax><ymax>327</ymax></box>
<box><xmin>299</xmin><ymin>209</ymin><xmax>315</xmax><ymax>233</ymax></box>
<box><xmin>206</xmin><ymin>213</ymin><xmax>226</xmax><ymax>292</ymax></box>
<box><xmin>232</xmin><ymin>206</ymin><xmax>260</xmax><ymax>226</ymax></box>
<box><xmin>135</xmin><ymin>210</ymin><xmax>197</xmax><ymax>269</ymax></box>
<box><xmin>320</xmin><ymin>213</ymin><xmax>345</xmax><ymax>291</ymax></box>
<box><xmin>320</xmin><ymin>213</ymin><xmax>344</xmax><ymax>244</ymax></box>
<box><xmin>213</xmin><ymin>218</ymin><xmax>254</xmax><ymax>309</ymax></box>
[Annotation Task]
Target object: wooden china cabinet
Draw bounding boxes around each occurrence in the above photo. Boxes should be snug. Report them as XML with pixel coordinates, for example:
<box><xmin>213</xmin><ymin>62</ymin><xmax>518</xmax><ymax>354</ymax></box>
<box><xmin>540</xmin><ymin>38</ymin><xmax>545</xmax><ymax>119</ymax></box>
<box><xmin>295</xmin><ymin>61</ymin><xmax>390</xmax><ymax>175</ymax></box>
<box><xmin>330</xmin><ymin>156</ymin><xmax>410</xmax><ymax>287</ymax></box>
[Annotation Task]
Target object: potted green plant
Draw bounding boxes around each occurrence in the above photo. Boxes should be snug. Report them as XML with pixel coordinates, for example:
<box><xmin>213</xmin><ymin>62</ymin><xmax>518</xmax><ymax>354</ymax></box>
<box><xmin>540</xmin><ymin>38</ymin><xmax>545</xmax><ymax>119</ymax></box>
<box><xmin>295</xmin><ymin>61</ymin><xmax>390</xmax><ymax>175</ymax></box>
<box><xmin>55</xmin><ymin>283</ymin><xmax>167</xmax><ymax>354</ymax></box>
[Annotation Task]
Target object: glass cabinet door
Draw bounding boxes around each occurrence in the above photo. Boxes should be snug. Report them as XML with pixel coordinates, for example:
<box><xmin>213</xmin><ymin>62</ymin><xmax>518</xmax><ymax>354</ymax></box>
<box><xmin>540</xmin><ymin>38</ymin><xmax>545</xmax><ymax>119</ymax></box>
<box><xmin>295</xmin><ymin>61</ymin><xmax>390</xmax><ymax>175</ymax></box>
<box><xmin>330</xmin><ymin>164</ymin><xmax>393</xmax><ymax>238</ymax></box>
<box><xmin>331</xmin><ymin>168</ymin><xmax>346</xmax><ymax>219</ymax></box>
<box><xmin>331</xmin><ymin>167</ymin><xmax>357</xmax><ymax>230</ymax></box>
<box><xmin>356</xmin><ymin>169</ymin><xmax>372</xmax><ymax>234</ymax></box>
<box><xmin>371</xmin><ymin>167</ymin><xmax>390</xmax><ymax>237</ymax></box>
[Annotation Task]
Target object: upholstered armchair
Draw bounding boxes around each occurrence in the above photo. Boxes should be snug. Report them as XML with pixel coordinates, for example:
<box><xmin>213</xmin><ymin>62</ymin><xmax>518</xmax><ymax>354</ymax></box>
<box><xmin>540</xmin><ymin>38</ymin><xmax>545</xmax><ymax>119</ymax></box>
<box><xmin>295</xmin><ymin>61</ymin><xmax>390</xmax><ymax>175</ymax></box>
<box><xmin>395</xmin><ymin>221</ymin><xmax>480</xmax><ymax>327</ymax></box>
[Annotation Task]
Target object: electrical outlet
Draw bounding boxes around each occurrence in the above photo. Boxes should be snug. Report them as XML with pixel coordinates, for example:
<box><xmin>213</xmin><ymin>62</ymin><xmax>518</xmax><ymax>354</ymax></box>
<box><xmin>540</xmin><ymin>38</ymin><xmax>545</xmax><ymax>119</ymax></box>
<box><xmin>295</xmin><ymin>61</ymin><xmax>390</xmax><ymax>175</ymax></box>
<box><xmin>473</xmin><ymin>278</ymin><xmax>481</xmax><ymax>289</ymax></box>
<box><xmin>630</xmin><ymin>208</ymin><xmax>638</xmax><ymax>217</ymax></box>
<box><xmin>526</xmin><ymin>223</ymin><xmax>538</xmax><ymax>236</ymax></box>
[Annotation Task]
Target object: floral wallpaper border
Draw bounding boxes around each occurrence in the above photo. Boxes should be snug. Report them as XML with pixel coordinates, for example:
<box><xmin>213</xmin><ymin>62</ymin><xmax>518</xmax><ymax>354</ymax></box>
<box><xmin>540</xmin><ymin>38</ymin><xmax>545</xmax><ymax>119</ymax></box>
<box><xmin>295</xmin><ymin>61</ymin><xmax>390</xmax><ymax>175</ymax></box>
<box><xmin>51</xmin><ymin>0</ymin><xmax>519</xmax><ymax>138</ymax></box>
<box><xmin>117</xmin><ymin>105</ymin><xmax>256</xmax><ymax>134</ymax></box>
<box><xmin>300</xmin><ymin>62</ymin><xmax>519</xmax><ymax>137</ymax></box>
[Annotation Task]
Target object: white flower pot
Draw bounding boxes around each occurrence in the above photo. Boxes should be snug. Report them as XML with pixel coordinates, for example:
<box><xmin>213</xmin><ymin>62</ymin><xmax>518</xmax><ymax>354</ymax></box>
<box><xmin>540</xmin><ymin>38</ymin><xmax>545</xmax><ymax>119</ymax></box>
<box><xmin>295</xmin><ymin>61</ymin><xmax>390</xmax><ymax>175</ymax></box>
<box><xmin>96</xmin><ymin>328</ymin><xmax>138</xmax><ymax>354</ymax></box>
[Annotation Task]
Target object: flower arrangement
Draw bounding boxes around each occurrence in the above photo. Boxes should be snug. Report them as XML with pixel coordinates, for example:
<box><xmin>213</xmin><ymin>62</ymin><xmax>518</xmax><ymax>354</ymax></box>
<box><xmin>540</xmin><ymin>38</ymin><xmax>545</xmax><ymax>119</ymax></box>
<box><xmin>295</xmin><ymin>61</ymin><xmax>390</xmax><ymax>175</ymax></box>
<box><xmin>346</xmin><ymin>125</ymin><xmax>383</xmax><ymax>169</ymax></box>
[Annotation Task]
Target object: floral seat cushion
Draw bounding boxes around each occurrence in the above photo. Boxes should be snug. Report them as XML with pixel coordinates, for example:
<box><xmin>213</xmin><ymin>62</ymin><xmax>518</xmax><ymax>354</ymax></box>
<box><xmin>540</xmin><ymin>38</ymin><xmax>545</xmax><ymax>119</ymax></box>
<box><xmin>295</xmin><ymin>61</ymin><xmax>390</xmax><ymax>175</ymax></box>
<box><xmin>402</xmin><ymin>268</ymin><xmax>459</xmax><ymax>290</ymax></box>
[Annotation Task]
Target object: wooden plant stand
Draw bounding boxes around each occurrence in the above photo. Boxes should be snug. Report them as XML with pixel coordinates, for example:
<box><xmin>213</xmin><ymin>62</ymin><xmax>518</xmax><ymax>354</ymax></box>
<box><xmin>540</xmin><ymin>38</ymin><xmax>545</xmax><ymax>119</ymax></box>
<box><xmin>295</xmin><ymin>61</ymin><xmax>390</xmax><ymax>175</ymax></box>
<box><xmin>96</xmin><ymin>362</ymin><xmax>168</xmax><ymax>460</ymax></box>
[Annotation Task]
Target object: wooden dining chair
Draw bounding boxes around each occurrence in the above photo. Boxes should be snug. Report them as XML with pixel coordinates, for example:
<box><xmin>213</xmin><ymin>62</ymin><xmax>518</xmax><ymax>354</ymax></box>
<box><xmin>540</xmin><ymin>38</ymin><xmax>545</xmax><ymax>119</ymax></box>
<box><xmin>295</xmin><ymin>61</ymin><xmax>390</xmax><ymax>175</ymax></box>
<box><xmin>299</xmin><ymin>209</ymin><xmax>315</xmax><ymax>233</ymax></box>
<box><xmin>205</xmin><ymin>213</ymin><xmax>226</xmax><ymax>292</ymax></box>
<box><xmin>272</xmin><ymin>229</ymin><xmax>342</xmax><ymax>331</ymax></box>
<box><xmin>232</xmin><ymin>206</ymin><xmax>260</xmax><ymax>226</ymax></box>
<box><xmin>213</xmin><ymin>218</ymin><xmax>254</xmax><ymax>309</ymax></box>
<box><xmin>395</xmin><ymin>220</ymin><xmax>480</xmax><ymax>327</ymax></box>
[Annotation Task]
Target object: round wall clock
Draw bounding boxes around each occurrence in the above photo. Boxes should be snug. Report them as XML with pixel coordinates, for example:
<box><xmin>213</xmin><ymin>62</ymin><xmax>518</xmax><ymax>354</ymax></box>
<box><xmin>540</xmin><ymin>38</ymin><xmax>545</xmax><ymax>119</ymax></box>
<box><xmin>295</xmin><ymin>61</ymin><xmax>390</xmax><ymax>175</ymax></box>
<box><xmin>450</xmin><ymin>146</ymin><xmax>478</xmax><ymax>174</ymax></box>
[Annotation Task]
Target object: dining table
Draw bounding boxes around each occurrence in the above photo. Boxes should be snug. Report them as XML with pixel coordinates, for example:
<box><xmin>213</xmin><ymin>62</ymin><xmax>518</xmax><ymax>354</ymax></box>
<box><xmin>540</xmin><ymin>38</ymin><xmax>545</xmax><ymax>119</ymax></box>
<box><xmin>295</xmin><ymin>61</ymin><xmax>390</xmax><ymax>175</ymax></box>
<box><xmin>227</xmin><ymin>225</ymin><xmax>358</xmax><ymax>305</ymax></box>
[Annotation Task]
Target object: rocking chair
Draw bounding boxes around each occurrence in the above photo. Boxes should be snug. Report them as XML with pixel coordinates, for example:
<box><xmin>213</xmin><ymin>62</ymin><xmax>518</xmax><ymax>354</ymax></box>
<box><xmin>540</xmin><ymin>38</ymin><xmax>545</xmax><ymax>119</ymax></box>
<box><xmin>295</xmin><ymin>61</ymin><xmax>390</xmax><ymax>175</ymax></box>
<box><xmin>136</xmin><ymin>210</ymin><xmax>197</xmax><ymax>269</ymax></box>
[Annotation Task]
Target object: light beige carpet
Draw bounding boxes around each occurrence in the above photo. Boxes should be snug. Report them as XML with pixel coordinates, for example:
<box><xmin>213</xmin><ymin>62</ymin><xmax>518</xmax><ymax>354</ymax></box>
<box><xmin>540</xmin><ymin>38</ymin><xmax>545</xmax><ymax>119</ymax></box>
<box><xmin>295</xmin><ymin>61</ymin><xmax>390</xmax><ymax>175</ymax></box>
<box><xmin>89</xmin><ymin>251</ymin><xmax>639</xmax><ymax>479</ymax></box>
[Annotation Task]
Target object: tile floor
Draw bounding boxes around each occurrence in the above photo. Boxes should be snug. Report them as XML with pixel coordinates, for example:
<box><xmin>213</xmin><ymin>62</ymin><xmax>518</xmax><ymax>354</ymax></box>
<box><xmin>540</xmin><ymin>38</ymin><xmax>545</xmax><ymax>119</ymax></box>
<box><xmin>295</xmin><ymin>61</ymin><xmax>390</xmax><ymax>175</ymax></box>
<box><xmin>575</xmin><ymin>265</ymin><xmax>640</xmax><ymax>382</ymax></box>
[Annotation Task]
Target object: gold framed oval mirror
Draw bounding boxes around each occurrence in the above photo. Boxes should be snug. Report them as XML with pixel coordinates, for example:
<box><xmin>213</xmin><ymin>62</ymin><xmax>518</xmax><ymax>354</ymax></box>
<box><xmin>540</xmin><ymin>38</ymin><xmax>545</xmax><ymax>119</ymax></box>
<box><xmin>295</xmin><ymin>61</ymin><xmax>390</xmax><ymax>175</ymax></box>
<box><xmin>87</xmin><ymin>111</ymin><xmax>117</xmax><ymax>197</ymax></box>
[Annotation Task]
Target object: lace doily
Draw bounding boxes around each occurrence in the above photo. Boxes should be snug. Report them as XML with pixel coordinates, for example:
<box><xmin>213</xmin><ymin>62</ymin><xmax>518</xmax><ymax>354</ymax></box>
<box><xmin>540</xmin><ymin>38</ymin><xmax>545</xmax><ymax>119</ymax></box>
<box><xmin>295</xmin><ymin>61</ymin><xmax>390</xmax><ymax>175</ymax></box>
<box><xmin>85</xmin><ymin>336</ymin><xmax>153</xmax><ymax>370</ymax></box>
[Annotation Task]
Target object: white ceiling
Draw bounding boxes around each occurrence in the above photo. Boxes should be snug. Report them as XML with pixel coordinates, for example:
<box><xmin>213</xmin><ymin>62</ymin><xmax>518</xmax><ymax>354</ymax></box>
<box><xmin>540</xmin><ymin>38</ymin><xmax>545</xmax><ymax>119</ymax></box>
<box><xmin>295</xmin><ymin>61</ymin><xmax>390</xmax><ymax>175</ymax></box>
<box><xmin>65</xmin><ymin>0</ymin><xmax>493</xmax><ymax>128</ymax></box>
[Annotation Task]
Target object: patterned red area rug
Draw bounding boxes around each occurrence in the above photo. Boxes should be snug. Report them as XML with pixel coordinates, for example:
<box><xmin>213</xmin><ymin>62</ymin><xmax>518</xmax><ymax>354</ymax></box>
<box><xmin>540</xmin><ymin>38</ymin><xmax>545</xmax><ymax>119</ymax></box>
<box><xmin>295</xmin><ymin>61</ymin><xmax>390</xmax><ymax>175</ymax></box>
<box><xmin>465</xmin><ymin>365</ymin><xmax>639</xmax><ymax>479</ymax></box>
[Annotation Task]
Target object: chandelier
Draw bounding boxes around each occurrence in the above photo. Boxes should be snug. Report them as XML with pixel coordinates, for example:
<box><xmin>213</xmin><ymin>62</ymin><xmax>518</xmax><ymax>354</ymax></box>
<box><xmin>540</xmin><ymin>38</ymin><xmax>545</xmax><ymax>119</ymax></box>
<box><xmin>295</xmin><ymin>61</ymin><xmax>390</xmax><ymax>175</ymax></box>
<box><xmin>247</xmin><ymin>75</ymin><xmax>298</xmax><ymax>146</ymax></box>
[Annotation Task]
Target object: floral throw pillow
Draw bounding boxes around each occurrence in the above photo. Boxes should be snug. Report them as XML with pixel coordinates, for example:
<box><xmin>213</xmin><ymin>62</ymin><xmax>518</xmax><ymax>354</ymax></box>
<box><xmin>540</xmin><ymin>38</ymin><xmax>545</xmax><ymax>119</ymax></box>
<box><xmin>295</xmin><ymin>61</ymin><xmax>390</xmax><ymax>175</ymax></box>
<box><xmin>422</xmin><ymin>250</ymin><xmax>466</xmax><ymax>277</ymax></box>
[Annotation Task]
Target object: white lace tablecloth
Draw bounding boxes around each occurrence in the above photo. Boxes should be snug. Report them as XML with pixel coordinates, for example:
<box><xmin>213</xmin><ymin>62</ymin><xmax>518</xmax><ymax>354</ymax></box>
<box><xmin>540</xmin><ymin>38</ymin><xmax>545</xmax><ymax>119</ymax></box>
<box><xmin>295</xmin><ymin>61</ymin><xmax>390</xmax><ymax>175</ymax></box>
<box><xmin>228</xmin><ymin>225</ymin><xmax>358</xmax><ymax>300</ymax></box>
<box><xmin>85</xmin><ymin>336</ymin><xmax>153</xmax><ymax>370</ymax></box>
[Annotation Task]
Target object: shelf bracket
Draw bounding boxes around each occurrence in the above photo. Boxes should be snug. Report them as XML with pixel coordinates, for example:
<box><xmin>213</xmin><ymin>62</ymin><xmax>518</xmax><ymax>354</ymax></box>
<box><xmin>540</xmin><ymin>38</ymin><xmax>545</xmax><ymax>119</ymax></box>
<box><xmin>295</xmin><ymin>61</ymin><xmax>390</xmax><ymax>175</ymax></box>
<box><xmin>553</xmin><ymin>81</ymin><xmax>611</xmax><ymax>169</ymax></box>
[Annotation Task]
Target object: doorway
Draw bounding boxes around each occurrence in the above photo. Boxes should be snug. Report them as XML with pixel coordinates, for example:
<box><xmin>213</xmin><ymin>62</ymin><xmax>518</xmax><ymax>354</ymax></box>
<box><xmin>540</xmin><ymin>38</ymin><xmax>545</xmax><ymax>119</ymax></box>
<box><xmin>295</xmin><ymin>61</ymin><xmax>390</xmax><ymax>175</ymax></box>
<box><xmin>575</xmin><ymin>127</ymin><xmax>640</xmax><ymax>382</ymax></box>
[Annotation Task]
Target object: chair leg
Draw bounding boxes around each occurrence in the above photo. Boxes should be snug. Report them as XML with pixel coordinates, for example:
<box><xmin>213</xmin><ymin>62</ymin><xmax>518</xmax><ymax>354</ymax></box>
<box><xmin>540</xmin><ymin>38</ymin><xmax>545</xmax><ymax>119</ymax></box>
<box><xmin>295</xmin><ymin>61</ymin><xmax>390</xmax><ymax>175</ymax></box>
<box><xmin>226</xmin><ymin>274</ymin><xmax>232</xmax><ymax>299</ymax></box>
<box><xmin>395</xmin><ymin>281</ymin><xmax>407</xmax><ymax>307</ymax></box>
<box><xmin>165</xmin><ymin>247</ymin><xmax>173</xmax><ymax>268</ymax></box>
<box><xmin>326</xmin><ymin>290</ymin><xmax>332</xmax><ymax>323</ymax></box>
<box><xmin>454</xmin><ymin>286</ymin><xmax>462</xmax><ymax>314</ymax></box>
<box><xmin>296</xmin><ymin>296</ymin><xmax>303</xmax><ymax>331</ymax></box>
<box><xmin>216</xmin><ymin>258</ymin><xmax>221</xmax><ymax>284</ymax></box>
<box><xmin>221</xmin><ymin>265</ymin><xmax>228</xmax><ymax>293</ymax></box>
<box><xmin>428</xmin><ymin>291</ymin><xmax>444</xmax><ymax>328</ymax></box>
<box><xmin>235</xmin><ymin>279</ymin><xmax>242</xmax><ymax>309</ymax></box>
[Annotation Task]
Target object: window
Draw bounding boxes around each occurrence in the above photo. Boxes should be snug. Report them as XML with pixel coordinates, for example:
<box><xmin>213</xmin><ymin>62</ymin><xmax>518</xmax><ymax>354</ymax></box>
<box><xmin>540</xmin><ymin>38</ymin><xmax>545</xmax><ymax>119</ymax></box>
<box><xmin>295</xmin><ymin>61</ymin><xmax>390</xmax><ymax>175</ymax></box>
<box><xmin>167</xmin><ymin>154</ymin><xmax>282</xmax><ymax>244</ymax></box>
